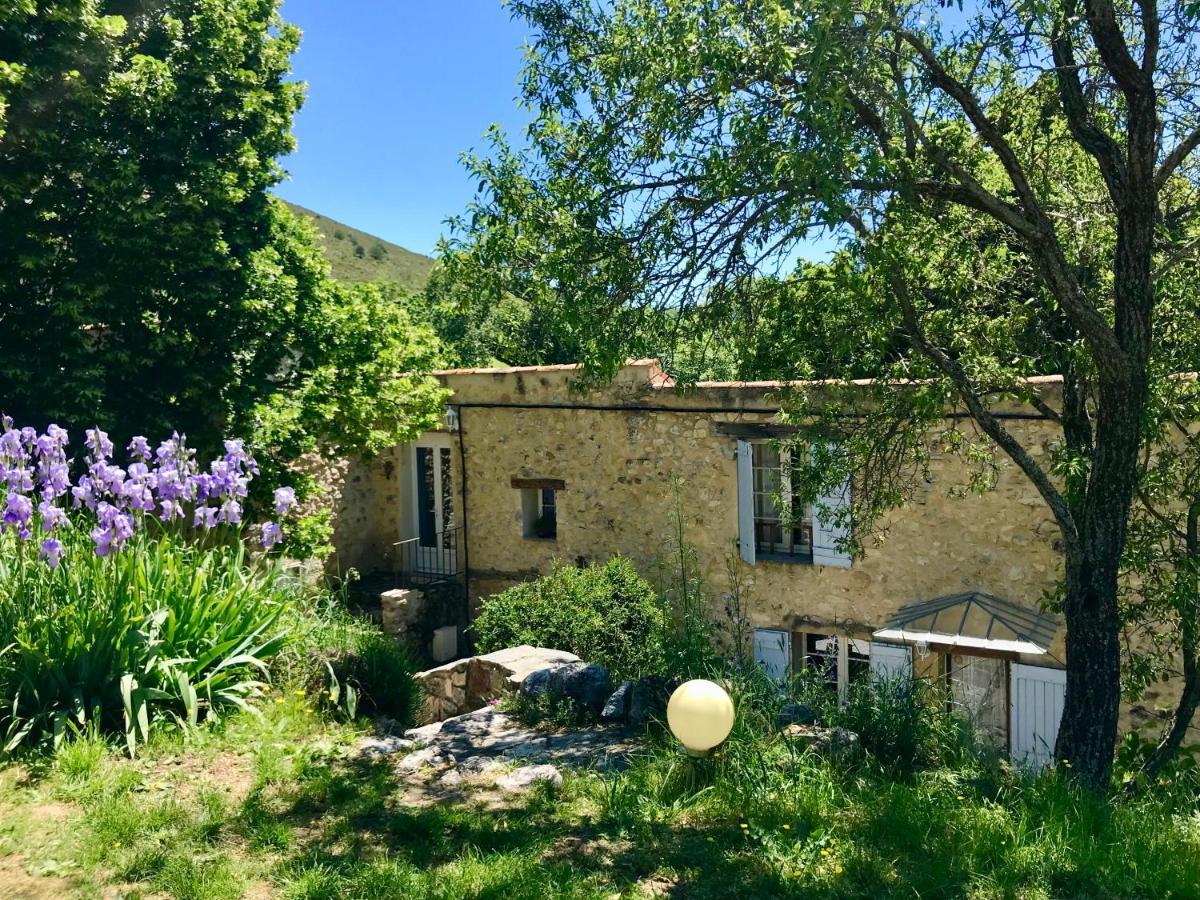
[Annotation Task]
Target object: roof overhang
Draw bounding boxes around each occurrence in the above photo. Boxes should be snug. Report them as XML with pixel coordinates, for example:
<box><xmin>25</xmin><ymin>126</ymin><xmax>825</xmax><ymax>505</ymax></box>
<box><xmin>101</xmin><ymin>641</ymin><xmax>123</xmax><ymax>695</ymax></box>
<box><xmin>871</xmin><ymin>628</ymin><xmax>1048</xmax><ymax>656</ymax></box>
<box><xmin>872</xmin><ymin>591</ymin><xmax>1060</xmax><ymax>657</ymax></box>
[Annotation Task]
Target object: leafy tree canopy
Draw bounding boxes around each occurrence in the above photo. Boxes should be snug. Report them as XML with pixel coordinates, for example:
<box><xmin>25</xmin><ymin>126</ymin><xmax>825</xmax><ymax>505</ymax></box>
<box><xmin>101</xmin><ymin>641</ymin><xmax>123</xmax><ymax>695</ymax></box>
<box><xmin>442</xmin><ymin>0</ymin><xmax>1200</xmax><ymax>788</ymax></box>
<box><xmin>0</xmin><ymin>1</ymin><xmax>446</xmax><ymax>492</ymax></box>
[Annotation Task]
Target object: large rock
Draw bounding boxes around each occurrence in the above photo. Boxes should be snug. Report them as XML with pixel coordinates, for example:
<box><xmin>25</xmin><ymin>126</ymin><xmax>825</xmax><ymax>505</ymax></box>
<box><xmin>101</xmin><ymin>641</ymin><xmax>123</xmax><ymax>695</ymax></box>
<box><xmin>628</xmin><ymin>676</ymin><xmax>673</xmax><ymax>728</ymax></box>
<box><xmin>782</xmin><ymin>724</ymin><xmax>861</xmax><ymax>756</ymax></box>
<box><xmin>356</xmin><ymin>735</ymin><xmax>417</xmax><ymax>759</ymax></box>
<box><xmin>775</xmin><ymin>702</ymin><xmax>820</xmax><ymax>730</ymax></box>
<box><xmin>415</xmin><ymin>645</ymin><xmax>581</xmax><ymax>722</ymax></box>
<box><xmin>497</xmin><ymin>764</ymin><xmax>563</xmax><ymax>792</ymax></box>
<box><xmin>395</xmin><ymin>746</ymin><xmax>455</xmax><ymax>774</ymax></box>
<box><xmin>546</xmin><ymin>662</ymin><xmax>613</xmax><ymax>715</ymax></box>
<box><xmin>519</xmin><ymin>666</ymin><xmax>555</xmax><ymax>699</ymax></box>
<box><xmin>601</xmin><ymin>682</ymin><xmax>633</xmax><ymax>722</ymax></box>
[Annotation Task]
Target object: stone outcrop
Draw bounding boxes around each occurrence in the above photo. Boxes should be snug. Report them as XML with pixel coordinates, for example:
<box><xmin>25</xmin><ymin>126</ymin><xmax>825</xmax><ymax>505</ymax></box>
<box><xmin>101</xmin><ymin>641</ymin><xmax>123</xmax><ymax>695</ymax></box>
<box><xmin>497</xmin><ymin>764</ymin><xmax>563</xmax><ymax>792</ymax></box>
<box><xmin>521</xmin><ymin>661</ymin><xmax>614</xmax><ymax>715</ymax></box>
<box><xmin>600</xmin><ymin>682</ymin><xmax>633</xmax><ymax>722</ymax></box>
<box><xmin>775</xmin><ymin>702</ymin><xmax>820</xmax><ymax>729</ymax></box>
<box><xmin>414</xmin><ymin>645</ymin><xmax>581</xmax><ymax>722</ymax></box>
<box><xmin>782</xmin><ymin>723</ymin><xmax>861</xmax><ymax>756</ymax></box>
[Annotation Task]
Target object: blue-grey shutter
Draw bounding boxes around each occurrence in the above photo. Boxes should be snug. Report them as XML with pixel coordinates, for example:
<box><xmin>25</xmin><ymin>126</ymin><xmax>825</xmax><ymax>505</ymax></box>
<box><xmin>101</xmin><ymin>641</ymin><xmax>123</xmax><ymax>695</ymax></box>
<box><xmin>736</xmin><ymin>440</ymin><xmax>756</xmax><ymax>565</ymax></box>
<box><xmin>811</xmin><ymin>443</ymin><xmax>852</xmax><ymax>568</ymax></box>
<box><xmin>1010</xmin><ymin>663</ymin><xmax>1066</xmax><ymax>769</ymax></box>
<box><xmin>753</xmin><ymin>628</ymin><xmax>790</xmax><ymax>682</ymax></box>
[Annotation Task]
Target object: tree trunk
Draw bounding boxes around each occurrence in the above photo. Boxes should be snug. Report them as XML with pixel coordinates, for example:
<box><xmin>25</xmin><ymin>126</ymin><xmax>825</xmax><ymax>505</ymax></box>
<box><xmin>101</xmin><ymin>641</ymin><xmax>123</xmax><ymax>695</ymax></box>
<box><xmin>1056</xmin><ymin>556</ymin><xmax>1123</xmax><ymax>789</ymax></box>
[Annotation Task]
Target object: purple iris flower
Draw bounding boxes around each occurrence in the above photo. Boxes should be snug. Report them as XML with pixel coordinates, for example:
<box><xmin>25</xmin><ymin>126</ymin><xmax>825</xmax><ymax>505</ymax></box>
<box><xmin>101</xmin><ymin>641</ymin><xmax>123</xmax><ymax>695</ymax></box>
<box><xmin>128</xmin><ymin>436</ymin><xmax>151</xmax><ymax>461</ymax></box>
<box><xmin>3</xmin><ymin>493</ymin><xmax>33</xmax><ymax>539</ymax></box>
<box><xmin>273</xmin><ymin>486</ymin><xmax>296</xmax><ymax>517</ymax></box>
<box><xmin>40</xmin><ymin>462</ymin><xmax>71</xmax><ymax>499</ymax></box>
<box><xmin>193</xmin><ymin>505</ymin><xmax>219</xmax><ymax>530</ymax></box>
<box><xmin>39</xmin><ymin>501</ymin><xmax>66</xmax><ymax>531</ymax></box>
<box><xmin>5</xmin><ymin>465</ymin><xmax>33</xmax><ymax>493</ymax></box>
<box><xmin>39</xmin><ymin>538</ymin><xmax>63</xmax><ymax>568</ymax></box>
<box><xmin>85</xmin><ymin>428</ymin><xmax>114</xmax><ymax>462</ymax></box>
<box><xmin>259</xmin><ymin>521</ymin><xmax>283</xmax><ymax>549</ymax></box>
<box><xmin>71</xmin><ymin>475</ymin><xmax>98</xmax><ymax>510</ymax></box>
<box><xmin>218</xmin><ymin>499</ymin><xmax>242</xmax><ymax>526</ymax></box>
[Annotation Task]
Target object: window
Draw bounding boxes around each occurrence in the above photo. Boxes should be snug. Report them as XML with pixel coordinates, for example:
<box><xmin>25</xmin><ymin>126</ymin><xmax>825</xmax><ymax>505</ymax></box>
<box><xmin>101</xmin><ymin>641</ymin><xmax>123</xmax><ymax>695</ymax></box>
<box><xmin>798</xmin><ymin>632</ymin><xmax>870</xmax><ymax>698</ymax></box>
<box><xmin>737</xmin><ymin>439</ymin><xmax>851</xmax><ymax>568</ymax></box>
<box><xmin>415</xmin><ymin>445</ymin><xmax>454</xmax><ymax>549</ymax></box>
<box><xmin>521</xmin><ymin>487</ymin><xmax>558</xmax><ymax>540</ymax></box>
<box><xmin>752</xmin><ymin>442</ymin><xmax>813</xmax><ymax>562</ymax></box>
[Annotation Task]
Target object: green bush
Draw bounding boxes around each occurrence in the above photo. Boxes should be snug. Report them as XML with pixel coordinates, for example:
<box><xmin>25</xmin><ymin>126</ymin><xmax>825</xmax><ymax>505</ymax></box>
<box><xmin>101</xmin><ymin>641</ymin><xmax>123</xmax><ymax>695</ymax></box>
<box><xmin>473</xmin><ymin>556</ymin><xmax>668</xmax><ymax>679</ymax></box>
<box><xmin>273</xmin><ymin>592</ymin><xmax>421</xmax><ymax>726</ymax></box>
<box><xmin>0</xmin><ymin>526</ymin><xmax>292</xmax><ymax>755</ymax></box>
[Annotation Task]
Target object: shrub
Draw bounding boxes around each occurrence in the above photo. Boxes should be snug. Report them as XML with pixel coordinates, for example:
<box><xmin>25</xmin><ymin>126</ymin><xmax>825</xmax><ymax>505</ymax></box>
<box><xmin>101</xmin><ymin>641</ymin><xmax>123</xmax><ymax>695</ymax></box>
<box><xmin>781</xmin><ymin>669</ymin><xmax>974</xmax><ymax>774</ymax></box>
<box><xmin>473</xmin><ymin>556</ymin><xmax>668</xmax><ymax>680</ymax></box>
<box><xmin>273</xmin><ymin>592</ymin><xmax>421</xmax><ymax>726</ymax></box>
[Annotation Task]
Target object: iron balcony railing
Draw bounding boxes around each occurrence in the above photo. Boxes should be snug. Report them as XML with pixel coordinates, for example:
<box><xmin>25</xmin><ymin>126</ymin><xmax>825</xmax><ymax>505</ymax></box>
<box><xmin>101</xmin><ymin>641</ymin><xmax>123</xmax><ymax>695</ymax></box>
<box><xmin>392</xmin><ymin>526</ymin><xmax>464</xmax><ymax>586</ymax></box>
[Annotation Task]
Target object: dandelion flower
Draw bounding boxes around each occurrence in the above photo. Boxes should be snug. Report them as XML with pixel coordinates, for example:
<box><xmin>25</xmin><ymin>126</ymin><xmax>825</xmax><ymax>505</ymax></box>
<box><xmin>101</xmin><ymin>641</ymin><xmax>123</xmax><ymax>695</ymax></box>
<box><xmin>782</xmin><ymin>824</ymin><xmax>791</xmax><ymax>830</ymax></box>
<box><xmin>834</xmin><ymin>864</ymin><xmax>844</xmax><ymax>875</ymax></box>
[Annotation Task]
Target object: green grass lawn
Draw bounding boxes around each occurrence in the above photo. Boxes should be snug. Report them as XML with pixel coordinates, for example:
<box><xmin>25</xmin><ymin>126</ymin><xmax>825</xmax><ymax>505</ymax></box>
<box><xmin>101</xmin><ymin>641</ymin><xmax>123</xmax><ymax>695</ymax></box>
<box><xmin>2</xmin><ymin>693</ymin><xmax>1199</xmax><ymax>899</ymax></box>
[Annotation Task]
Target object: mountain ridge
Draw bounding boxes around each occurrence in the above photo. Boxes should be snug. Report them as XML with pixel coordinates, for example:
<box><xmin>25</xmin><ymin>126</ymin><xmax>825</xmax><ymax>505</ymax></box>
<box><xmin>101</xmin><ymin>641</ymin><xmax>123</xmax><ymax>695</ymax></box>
<box><xmin>284</xmin><ymin>200</ymin><xmax>436</xmax><ymax>291</ymax></box>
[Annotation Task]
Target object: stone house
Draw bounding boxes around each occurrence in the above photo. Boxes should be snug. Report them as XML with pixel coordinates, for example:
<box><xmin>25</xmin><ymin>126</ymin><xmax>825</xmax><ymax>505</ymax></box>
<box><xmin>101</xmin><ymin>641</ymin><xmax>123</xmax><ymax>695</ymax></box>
<box><xmin>326</xmin><ymin>359</ymin><xmax>1172</xmax><ymax>763</ymax></box>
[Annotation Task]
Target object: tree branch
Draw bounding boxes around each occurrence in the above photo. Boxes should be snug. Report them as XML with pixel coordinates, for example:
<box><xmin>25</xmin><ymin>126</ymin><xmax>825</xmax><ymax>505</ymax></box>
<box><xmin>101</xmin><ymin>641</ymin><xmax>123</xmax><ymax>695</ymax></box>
<box><xmin>845</xmin><ymin>214</ymin><xmax>1081</xmax><ymax>551</ymax></box>
<box><xmin>1051</xmin><ymin>21</ymin><xmax>1127</xmax><ymax>198</ymax></box>
<box><xmin>1157</xmin><ymin>125</ymin><xmax>1200</xmax><ymax>189</ymax></box>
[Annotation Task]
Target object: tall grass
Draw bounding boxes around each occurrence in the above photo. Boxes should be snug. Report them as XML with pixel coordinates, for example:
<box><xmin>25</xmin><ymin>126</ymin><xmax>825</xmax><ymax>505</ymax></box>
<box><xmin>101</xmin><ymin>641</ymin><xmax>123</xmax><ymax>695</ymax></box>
<box><xmin>0</xmin><ymin>524</ymin><xmax>292</xmax><ymax>754</ymax></box>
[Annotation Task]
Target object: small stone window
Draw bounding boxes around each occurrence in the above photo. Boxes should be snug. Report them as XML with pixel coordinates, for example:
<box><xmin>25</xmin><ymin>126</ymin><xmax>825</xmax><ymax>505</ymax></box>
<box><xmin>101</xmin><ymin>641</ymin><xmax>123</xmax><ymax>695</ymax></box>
<box><xmin>511</xmin><ymin>477</ymin><xmax>564</xmax><ymax>541</ymax></box>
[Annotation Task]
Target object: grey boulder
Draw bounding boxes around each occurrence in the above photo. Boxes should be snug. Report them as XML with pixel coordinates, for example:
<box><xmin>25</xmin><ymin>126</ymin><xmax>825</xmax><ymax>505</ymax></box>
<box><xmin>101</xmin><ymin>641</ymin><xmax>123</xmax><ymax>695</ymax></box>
<box><xmin>600</xmin><ymin>681</ymin><xmax>633</xmax><ymax>722</ymax></box>
<box><xmin>547</xmin><ymin>662</ymin><xmax>613</xmax><ymax>714</ymax></box>
<box><xmin>775</xmin><ymin>702</ymin><xmax>820</xmax><ymax>730</ymax></box>
<box><xmin>496</xmin><ymin>764</ymin><xmax>563</xmax><ymax>792</ymax></box>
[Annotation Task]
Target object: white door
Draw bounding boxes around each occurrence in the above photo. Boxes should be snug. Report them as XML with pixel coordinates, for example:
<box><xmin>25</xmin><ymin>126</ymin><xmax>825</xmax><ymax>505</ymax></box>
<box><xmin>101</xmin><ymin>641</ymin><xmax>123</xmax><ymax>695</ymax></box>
<box><xmin>753</xmin><ymin>628</ymin><xmax>791</xmax><ymax>683</ymax></box>
<box><xmin>869</xmin><ymin>642</ymin><xmax>912</xmax><ymax>683</ymax></box>
<box><xmin>1010</xmin><ymin>663</ymin><xmax>1066</xmax><ymax>769</ymax></box>
<box><xmin>412</xmin><ymin>436</ymin><xmax>456</xmax><ymax>576</ymax></box>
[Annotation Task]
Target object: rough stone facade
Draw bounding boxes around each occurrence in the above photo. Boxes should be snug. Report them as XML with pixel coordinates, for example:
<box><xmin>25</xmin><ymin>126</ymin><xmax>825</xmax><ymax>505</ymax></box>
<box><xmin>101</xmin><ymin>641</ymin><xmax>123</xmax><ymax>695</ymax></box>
<box><xmin>329</xmin><ymin>360</ymin><xmax>1185</xmax><ymax>739</ymax></box>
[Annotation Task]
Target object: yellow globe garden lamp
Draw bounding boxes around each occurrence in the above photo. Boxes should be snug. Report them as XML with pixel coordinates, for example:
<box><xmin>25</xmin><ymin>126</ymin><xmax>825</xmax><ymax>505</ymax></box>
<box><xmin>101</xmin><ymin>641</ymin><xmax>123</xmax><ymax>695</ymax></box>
<box><xmin>667</xmin><ymin>679</ymin><xmax>735</xmax><ymax>757</ymax></box>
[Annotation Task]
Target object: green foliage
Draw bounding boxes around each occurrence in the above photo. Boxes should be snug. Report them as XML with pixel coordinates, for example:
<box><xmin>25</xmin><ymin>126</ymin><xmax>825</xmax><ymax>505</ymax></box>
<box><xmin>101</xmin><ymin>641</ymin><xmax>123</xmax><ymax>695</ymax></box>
<box><xmin>272</xmin><ymin>591</ymin><xmax>421</xmax><ymax>727</ymax></box>
<box><xmin>798</xmin><ymin>672</ymin><xmax>974</xmax><ymax>775</ymax></box>
<box><xmin>0</xmin><ymin>3</ymin><xmax>446</xmax><ymax>504</ymax></box>
<box><xmin>503</xmin><ymin>690</ymin><xmax>592</xmax><ymax>729</ymax></box>
<box><xmin>0</xmin><ymin>526</ymin><xmax>292</xmax><ymax>755</ymax></box>
<box><xmin>473</xmin><ymin>556</ymin><xmax>669</xmax><ymax>680</ymax></box>
<box><xmin>0</xmin><ymin>683</ymin><xmax>1198</xmax><ymax>899</ymax></box>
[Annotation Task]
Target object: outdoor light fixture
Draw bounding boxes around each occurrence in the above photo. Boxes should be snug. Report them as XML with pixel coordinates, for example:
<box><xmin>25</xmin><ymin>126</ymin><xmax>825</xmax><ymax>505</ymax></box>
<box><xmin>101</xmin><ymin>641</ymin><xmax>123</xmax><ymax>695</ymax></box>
<box><xmin>667</xmin><ymin>679</ymin><xmax>735</xmax><ymax>757</ymax></box>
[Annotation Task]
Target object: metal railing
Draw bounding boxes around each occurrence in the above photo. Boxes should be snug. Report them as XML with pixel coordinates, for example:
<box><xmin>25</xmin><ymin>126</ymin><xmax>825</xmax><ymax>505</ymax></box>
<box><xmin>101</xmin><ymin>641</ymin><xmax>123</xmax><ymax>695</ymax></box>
<box><xmin>392</xmin><ymin>526</ymin><xmax>464</xmax><ymax>586</ymax></box>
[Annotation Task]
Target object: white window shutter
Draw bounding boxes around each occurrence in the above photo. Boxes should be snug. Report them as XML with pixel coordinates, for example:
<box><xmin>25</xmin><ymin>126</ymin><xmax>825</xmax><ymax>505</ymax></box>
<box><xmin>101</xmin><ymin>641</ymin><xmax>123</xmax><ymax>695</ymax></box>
<box><xmin>1010</xmin><ymin>663</ymin><xmax>1066</xmax><ymax>769</ymax></box>
<box><xmin>753</xmin><ymin>628</ymin><xmax>790</xmax><ymax>682</ymax></box>
<box><xmin>869</xmin><ymin>642</ymin><xmax>912</xmax><ymax>683</ymax></box>
<box><xmin>812</xmin><ymin>443</ymin><xmax>852</xmax><ymax>568</ymax></box>
<box><xmin>736</xmin><ymin>440</ymin><xmax>756</xmax><ymax>565</ymax></box>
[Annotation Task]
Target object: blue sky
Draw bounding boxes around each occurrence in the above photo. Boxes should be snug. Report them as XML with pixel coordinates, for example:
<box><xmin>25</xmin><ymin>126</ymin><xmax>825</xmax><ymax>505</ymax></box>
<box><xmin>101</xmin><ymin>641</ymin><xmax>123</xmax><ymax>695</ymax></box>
<box><xmin>274</xmin><ymin>1</ymin><xmax>532</xmax><ymax>256</ymax></box>
<box><xmin>273</xmin><ymin>1</ymin><xmax>838</xmax><ymax>263</ymax></box>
